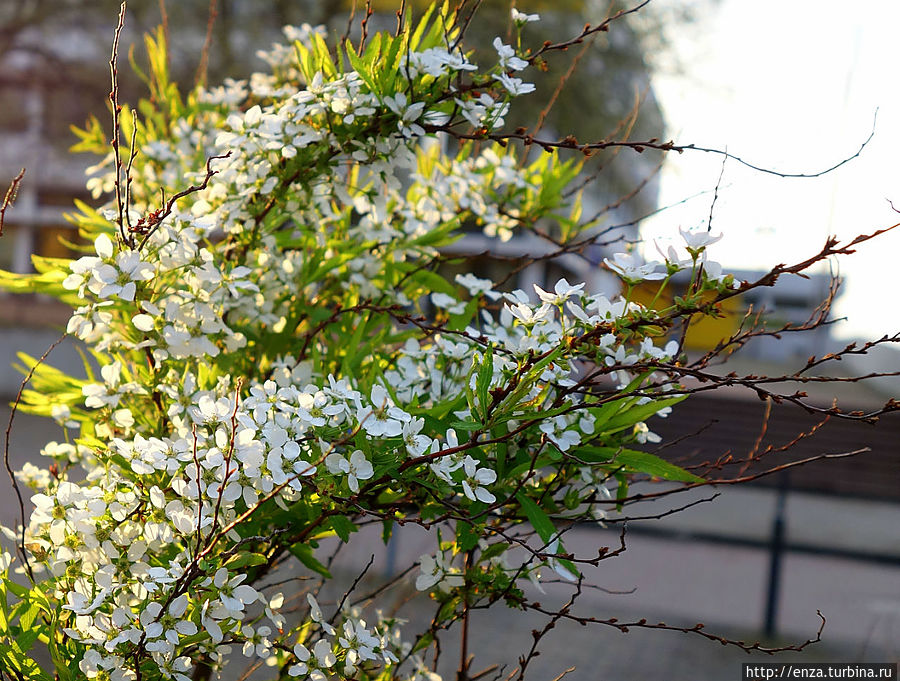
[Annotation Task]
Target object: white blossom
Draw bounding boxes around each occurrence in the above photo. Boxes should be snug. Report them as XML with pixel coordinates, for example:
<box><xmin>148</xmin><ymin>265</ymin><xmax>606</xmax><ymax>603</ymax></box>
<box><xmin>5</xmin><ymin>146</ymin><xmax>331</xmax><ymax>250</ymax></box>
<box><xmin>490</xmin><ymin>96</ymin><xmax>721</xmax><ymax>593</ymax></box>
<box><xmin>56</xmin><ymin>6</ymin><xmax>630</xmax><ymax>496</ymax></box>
<box><xmin>604</xmin><ymin>252</ymin><xmax>666</xmax><ymax>282</ymax></box>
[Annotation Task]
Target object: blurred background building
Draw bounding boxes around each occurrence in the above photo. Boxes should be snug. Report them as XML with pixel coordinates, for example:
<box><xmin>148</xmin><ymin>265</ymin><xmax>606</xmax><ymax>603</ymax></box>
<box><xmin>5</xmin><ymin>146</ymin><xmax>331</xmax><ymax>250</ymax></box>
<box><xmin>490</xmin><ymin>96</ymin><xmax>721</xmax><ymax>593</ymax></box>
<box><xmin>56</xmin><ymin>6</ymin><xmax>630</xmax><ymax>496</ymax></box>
<box><xmin>0</xmin><ymin>1</ymin><xmax>897</xmax><ymax>678</ymax></box>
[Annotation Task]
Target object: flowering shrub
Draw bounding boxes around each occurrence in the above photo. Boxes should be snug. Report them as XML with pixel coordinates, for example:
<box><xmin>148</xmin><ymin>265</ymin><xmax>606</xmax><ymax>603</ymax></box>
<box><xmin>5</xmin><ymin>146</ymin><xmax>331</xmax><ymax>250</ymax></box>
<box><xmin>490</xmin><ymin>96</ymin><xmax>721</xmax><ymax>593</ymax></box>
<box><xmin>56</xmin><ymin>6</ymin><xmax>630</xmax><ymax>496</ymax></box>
<box><xmin>0</xmin><ymin>4</ymin><xmax>894</xmax><ymax>680</ymax></box>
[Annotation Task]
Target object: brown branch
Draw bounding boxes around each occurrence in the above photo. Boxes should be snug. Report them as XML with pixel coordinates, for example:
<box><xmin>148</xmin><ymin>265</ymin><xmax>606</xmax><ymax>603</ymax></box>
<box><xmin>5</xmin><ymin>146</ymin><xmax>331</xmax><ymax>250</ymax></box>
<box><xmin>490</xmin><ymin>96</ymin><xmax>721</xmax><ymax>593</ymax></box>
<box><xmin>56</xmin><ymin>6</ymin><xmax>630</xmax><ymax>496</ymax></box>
<box><xmin>575</xmin><ymin>155</ymin><xmax>665</xmax><ymax>216</ymax></box>
<box><xmin>358</xmin><ymin>0</ymin><xmax>373</xmax><ymax>53</ymax></box>
<box><xmin>195</xmin><ymin>0</ymin><xmax>218</xmax><ymax>89</ymax></box>
<box><xmin>528</xmin><ymin>1</ymin><xmax>651</xmax><ymax>63</ymax></box>
<box><xmin>349</xmin><ymin>562</ymin><xmax>418</xmax><ymax>608</ymax></box>
<box><xmin>522</xmin><ymin>600</ymin><xmax>826</xmax><ymax>655</ymax></box>
<box><xmin>109</xmin><ymin>1</ymin><xmax>128</xmax><ymax>244</ymax></box>
<box><xmin>123</xmin><ymin>109</ymin><xmax>139</xmax><ymax>235</ymax></box>
<box><xmin>4</xmin><ymin>333</ymin><xmax>67</xmax><ymax>582</ymax></box>
<box><xmin>328</xmin><ymin>553</ymin><xmax>375</xmax><ymax>626</ymax></box>
<box><xmin>510</xmin><ymin>578</ymin><xmax>583</xmax><ymax>681</ymax></box>
<box><xmin>452</xmin><ymin>0</ymin><xmax>485</xmax><ymax>52</ymax></box>
<box><xmin>742</xmin><ymin>397</ymin><xmax>772</xmax><ymax>474</ymax></box>
<box><xmin>0</xmin><ymin>168</ymin><xmax>25</xmax><ymax>236</ymax></box>
<box><xmin>458</xmin><ymin>550</ymin><xmax>474</xmax><ymax>681</ymax></box>
<box><xmin>341</xmin><ymin>0</ymin><xmax>357</xmax><ymax>46</ymax></box>
<box><xmin>395</xmin><ymin>0</ymin><xmax>408</xmax><ymax>36</ymax></box>
<box><xmin>135</xmin><ymin>152</ymin><xmax>230</xmax><ymax>250</ymax></box>
<box><xmin>426</xmin><ymin>109</ymin><xmax>878</xmax><ymax>180</ymax></box>
<box><xmin>707</xmin><ymin>149</ymin><xmax>728</xmax><ymax>231</ymax></box>
<box><xmin>607</xmin><ymin>448</ymin><xmax>869</xmax><ymax>507</ymax></box>
<box><xmin>602</xmin><ymin>493</ymin><xmax>721</xmax><ymax>523</ymax></box>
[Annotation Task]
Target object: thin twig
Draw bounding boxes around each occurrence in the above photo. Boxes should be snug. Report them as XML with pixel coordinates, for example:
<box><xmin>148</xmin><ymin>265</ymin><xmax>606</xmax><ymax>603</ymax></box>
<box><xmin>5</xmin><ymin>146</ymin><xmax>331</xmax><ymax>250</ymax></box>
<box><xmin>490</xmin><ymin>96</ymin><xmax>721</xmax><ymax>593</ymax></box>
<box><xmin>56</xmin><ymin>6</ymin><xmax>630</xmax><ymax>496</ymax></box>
<box><xmin>707</xmin><ymin>149</ymin><xmax>727</xmax><ymax>231</ymax></box>
<box><xmin>329</xmin><ymin>554</ymin><xmax>375</xmax><ymax>625</ymax></box>
<box><xmin>426</xmin><ymin>109</ymin><xmax>878</xmax><ymax>180</ymax></box>
<box><xmin>0</xmin><ymin>168</ymin><xmax>25</xmax><ymax>237</ymax></box>
<box><xmin>341</xmin><ymin>0</ymin><xmax>357</xmax><ymax>46</ymax></box>
<box><xmin>123</xmin><ymin>109</ymin><xmax>139</xmax><ymax>234</ymax></box>
<box><xmin>395</xmin><ymin>0</ymin><xmax>407</xmax><ymax>36</ymax></box>
<box><xmin>358</xmin><ymin>0</ymin><xmax>373</xmax><ymax>53</ymax></box>
<box><xmin>527</xmin><ymin>1</ymin><xmax>652</xmax><ymax>64</ymax></box>
<box><xmin>135</xmin><ymin>152</ymin><xmax>230</xmax><ymax>250</ymax></box>
<box><xmin>523</xmin><ymin>601</ymin><xmax>827</xmax><ymax>655</ymax></box>
<box><xmin>195</xmin><ymin>0</ymin><xmax>218</xmax><ymax>88</ymax></box>
<box><xmin>109</xmin><ymin>1</ymin><xmax>128</xmax><ymax>244</ymax></box>
<box><xmin>4</xmin><ymin>333</ymin><xmax>67</xmax><ymax>582</ymax></box>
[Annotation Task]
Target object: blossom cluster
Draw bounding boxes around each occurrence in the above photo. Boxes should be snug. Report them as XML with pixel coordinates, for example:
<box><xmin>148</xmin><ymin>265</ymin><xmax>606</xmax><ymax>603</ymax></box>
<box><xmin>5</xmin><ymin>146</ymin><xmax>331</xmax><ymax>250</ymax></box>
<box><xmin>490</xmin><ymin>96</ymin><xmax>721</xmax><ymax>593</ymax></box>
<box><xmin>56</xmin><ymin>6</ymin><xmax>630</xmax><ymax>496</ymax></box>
<box><xmin>0</xmin><ymin>7</ymin><xmax>737</xmax><ymax>680</ymax></box>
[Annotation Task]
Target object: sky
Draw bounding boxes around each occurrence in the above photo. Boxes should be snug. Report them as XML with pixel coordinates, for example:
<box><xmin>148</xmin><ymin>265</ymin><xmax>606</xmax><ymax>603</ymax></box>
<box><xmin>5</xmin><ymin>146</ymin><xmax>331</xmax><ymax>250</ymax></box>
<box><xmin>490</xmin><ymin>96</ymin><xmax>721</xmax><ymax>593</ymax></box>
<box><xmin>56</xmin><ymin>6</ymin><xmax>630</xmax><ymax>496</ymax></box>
<box><xmin>642</xmin><ymin>0</ymin><xmax>900</xmax><ymax>341</ymax></box>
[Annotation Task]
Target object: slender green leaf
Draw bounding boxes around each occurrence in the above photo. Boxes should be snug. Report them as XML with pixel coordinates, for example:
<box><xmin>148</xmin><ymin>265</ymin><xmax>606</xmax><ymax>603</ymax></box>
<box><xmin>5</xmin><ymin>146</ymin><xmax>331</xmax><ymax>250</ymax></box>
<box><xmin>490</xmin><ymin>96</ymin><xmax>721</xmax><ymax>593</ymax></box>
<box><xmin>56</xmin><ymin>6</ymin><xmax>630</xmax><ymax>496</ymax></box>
<box><xmin>573</xmin><ymin>446</ymin><xmax>703</xmax><ymax>483</ymax></box>
<box><xmin>290</xmin><ymin>543</ymin><xmax>332</xmax><ymax>579</ymax></box>
<box><xmin>223</xmin><ymin>552</ymin><xmax>267</xmax><ymax>570</ymax></box>
<box><xmin>475</xmin><ymin>346</ymin><xmax>493</xmax><ymax>421</ymax></box>
<box><xmin>516</xmin><ymin>492</ymin><xmax>555</xmax><ymax>544</ymax></box>
<box><xmin>598</xmin><ymin>395</ymin><xmax>686</xmax><ymax>435</ymax></box>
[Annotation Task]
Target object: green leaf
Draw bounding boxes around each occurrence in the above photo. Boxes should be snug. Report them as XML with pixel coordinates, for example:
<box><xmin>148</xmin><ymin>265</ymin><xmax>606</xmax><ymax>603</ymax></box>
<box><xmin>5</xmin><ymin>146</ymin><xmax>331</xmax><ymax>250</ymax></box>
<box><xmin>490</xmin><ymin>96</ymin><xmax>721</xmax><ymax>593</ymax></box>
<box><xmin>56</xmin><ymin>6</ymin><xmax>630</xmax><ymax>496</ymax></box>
<box><xmin>6</xmin><ymin>581</ymin><xmax>29</xmax><ymax>599</ymax></box>
<box><xmin>344</xmin><ymin>39</ymin><xmax>378</xmax><ymax>94</ymax></box>
<box><xmin>15</xmin><ymin>626</ymin><xmax>41</xmax><ymax>653</ymax></box>
<box><xmin>478</xmin><ymin>542</ymin><xmax>510</xmax><ymax>564</ymax></box>
<box><xmin>0</xmin><ymin>640</ymin><xmax>53</xmax><ymax>681</ymax></box>
<box><xmin>18</xmin><ymin>603</ymin><xmax>40</xmax><ymax>630</ymax></box>
<box><xmin>0</xmin><ymin>585</ymin><xmax>8</xmax><ymax>634</ymax></box>
<box><xmin>515</xmin><ymin>492</ymin><xmax>556</xmax><ymax>545</ymax></box>
<box><xmin>505</xmin><ymin>453</ymin><xmax>558</xmax><ymax>480</ymax></box>
<box><xmin>456</xmin><ymin>521</ymin><xmax>479</xmax><ymax>552</ymax></box>
<box><xmin>408</xmin><ymin>1</ymin><xmax>439</xmax><ymax>52</ymax></box>
<box><xmin>127</xmin><ymin>41</ymin><xmax>151</xmax><ymax>88</ymax></box>
<box><xmin>435</xmin><ymin>597</ymin><xmax>459</xmax><ymax>624</ymax></box>
<box><xmin>379</xmin><ymin>34</ymin><xmax>405</xmax><ymax>91</ymax></box>
<box><xmin>289</xmin><ymin>543</ymin><xmax>332</xmax><ymax>579</ymax></box>
<box><xmin>310</xmin><ymin>31</ymin><xmax>337</xmax><ymax>78</ymax></box>
<box><xmin>407</xmin><ymin>219</ymin><xmax>461</xmax><ymax>248</ymax></box>
<box><xmin>449</xmin><ymin>420</ymin><xmax>480</xmax><ymax>432</ymax></box>
<box><xmin>307</xmin><ymin>243</ymin><xmax>372</xmax><ymax>283</ymax></box>
<box><xmin>447</xmin><ymin>294</ymin><xmax>479</xmax><ymax>332</ymax></box>
<box><xmin>497</xmin><ymin>345</ymin><xmax>566</xmax><ymax>414</ymax></box>
<box><xmin>0</xmin><ymin>266</ymin><xmax>79</xmax><ymax>304</ymax></box>
<box><xmin>410</xmin><ymin>630</ymin><xmax>434</xmax><ymax>654</ymax></box>
<box><xmin>223</xmin><ymin>552</ymin><xmax>267</xmax><ymax>570</ymax></box>
<box><xmin>408</xmin><ymin>268</ymin><xmax>456</xmax><ymax>297</ymax></box>
<box><xmin>329</xmin><ymin>515</ymin><xmax>356</xmax><ymax>543</ymax></box>
<box><xmin>47</xmin><ymin>609</ymin><xmax>74</xmax><ymax>681</ymax></box>
<box><xmin>339</xmin><ymin>312</ymin><xmax>379</xmax><ymax>376</ymax></box>
<box><xmin>429</xmin><ymin>391</ymin><xmax>468</xmax><ymax>421</ymax></box>
<box><xmin>555</xmin><ymin>553</ymin><xmax>581</xmax><ymax>582</ymax></box>
<box><xmin>419</xmin><ymin>1</ymin><xmax>456</xmax><ymax>52</ymax></box>
<box><xmin>615</xmin><ymin>449</ymin><xmax>703</xmax><ymax>483</ymax></box>
<box><xmin>598</xmin><ymin>395</ymin><xmax>686</xmax><ymax>436</ymax></box>
<box><xmin>475</xmin><ymin>346</ymin><xmax>494</xmax><ymax>422</ymax></box>
<box><xmin>573</xmin><ymin>446</ymin><xmax>703</xmax><ymax>483</ymax></box>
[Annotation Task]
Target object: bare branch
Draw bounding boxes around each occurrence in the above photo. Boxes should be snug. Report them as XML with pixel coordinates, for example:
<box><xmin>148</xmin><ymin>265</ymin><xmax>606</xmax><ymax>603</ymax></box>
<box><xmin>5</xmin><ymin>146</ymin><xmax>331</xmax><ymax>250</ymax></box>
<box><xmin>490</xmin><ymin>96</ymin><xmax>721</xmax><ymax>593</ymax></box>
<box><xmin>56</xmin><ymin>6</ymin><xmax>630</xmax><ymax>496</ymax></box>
<box><xmin>135</xmin><ymin>152</ymin><xmax>230</xmax><ymax>250</ymax></box>
<box><xmin>0</xmin><ymin>168</ymin><xmax>25</xmax><ymax>237</ymax></box>
<box><xmin>195</xmin><ymin>0</ymin><xmax>218</xmax><ymax>89</ymax></box>
<box><xmin>522</xmin><ymin>600</ymin><xmax>827</xmax><ymax>655</ymax></box>
<box><xmin>426</xmin><ymin>110</ymin><xmax>878</xmax><ymax>180</ymax></box>
<box><xmin>109</xmin><ymin>1</ymin><xmax>128</xmax><ymax>244</ymax></box>
<box><xmin>4</xmin><ymin>333</ymin><xmax>67</xmax><ymax>582</ymax></box>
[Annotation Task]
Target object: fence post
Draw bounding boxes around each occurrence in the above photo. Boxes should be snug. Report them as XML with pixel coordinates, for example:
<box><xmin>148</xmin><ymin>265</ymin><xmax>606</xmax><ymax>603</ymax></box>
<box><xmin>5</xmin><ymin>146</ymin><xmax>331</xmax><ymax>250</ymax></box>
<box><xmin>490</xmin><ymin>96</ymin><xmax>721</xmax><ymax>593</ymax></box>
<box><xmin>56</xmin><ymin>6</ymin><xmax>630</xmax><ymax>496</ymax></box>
<box><xmin>764</xmin><ymin>473</ymin><xmax>789</xmax><ymax>637</ymax></box>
